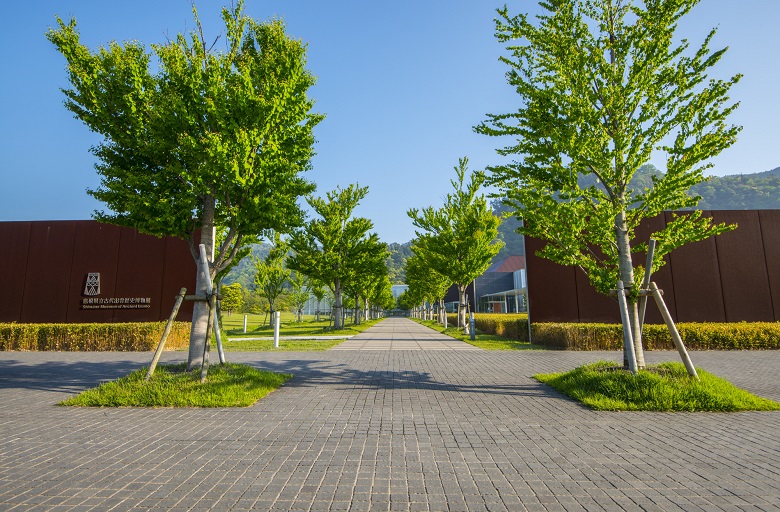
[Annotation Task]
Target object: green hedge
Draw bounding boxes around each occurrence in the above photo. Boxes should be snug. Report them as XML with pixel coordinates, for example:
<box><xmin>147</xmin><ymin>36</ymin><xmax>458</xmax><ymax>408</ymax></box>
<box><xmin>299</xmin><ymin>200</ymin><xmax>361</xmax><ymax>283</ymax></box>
<box><xmin>531</xmin><ymin>322</ymin><xmax>780</xmax><ymax>351</ymax></box>
<box><xmin>445</xmin><ymin>313</ymin><xmax>530</xmax><ymax>341</ymax></box>
<box><xmin>0</xmin><ymin>322</ymin><xmax>191</xmax><ymax>351</ymax></box>
<box><xmin>441</xmin><ymin>314</ymin><xmax>780</xmax><ymax>350</ymax></box>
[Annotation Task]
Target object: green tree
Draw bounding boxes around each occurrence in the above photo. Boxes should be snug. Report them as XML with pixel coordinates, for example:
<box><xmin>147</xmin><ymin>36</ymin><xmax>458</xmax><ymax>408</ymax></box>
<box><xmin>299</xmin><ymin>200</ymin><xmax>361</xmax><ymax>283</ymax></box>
<box><xmin>404</xmin><ymin>251</ymin><xmax>450</xmax><ymax>323</ymax></box>
<box><xmin>343</xmin><ymin>236</ymin><xmax>389</xmax><ymax>324</ymax></box>
<box><xmin>288</xmin><ymin>272</ymin><xmax>311</xmax><ymax>323</ymax></box>
<box><xmin>306</xmin><ymin>277</ymin><xmax>327</xmax><ymax>321</ymax></box>
<box><xmin>475</xmin><ymin>0</ymin><xmax>740</xmax><ymax>368</ymax></box>
<box><xmin>220</xmin><ymin>283</ymin><xmax>244</xmax><ymax>316</ymax></box>
<box><xmin>287</xmin><ymin>185</ymin><xmax>378</xmax><ymax>330</ymax></box>
<box><xmin>47</xmin><ymin>1</ymin><xmax>322</xmax><ymax>369</ymax></box>
<box><xmin>253</xmin><ymin>233</ymin><xmax>290</xmax><ymax>324</ymax></box>
<box><xmin>408</xmin><ymin>158</ymin><xmax>503</xmax><ymax>328</ymax></box>
<box><xmin>369</xmin><ymin>275</ymin><xmax>396</xmax><ymax>318</ymax></box>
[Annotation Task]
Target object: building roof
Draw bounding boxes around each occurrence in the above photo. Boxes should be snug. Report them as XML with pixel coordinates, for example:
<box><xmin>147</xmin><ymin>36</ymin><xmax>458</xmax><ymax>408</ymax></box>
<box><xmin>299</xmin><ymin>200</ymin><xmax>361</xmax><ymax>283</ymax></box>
<box><xmin>486</xmin><ymin>255</ymin><xmax>525</xmax><ymax>273</ymax></box>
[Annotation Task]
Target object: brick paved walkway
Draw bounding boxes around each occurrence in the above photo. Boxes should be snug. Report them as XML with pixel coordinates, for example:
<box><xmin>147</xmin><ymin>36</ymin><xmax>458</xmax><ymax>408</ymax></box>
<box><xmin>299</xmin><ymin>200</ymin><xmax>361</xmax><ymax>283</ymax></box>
<box><xmin>1</xmin><ymin>318</ymin><xmax>779</xmax><ymax>511</ymax></box>
<box><xmin>331</xmin><ymin>317</ymin><xmax>480</xmax><ymax>350</ymax></box>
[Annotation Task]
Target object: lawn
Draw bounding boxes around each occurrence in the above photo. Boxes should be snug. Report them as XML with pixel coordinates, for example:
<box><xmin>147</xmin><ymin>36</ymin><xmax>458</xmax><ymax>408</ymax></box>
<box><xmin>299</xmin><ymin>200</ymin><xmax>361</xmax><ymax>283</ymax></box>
<box><xmin>535</xmin><ymin>361</ymin><xmax>780</xmax><ymax>411</ymax></box>
<box><xmin>411</xmin><ymin>318</ymin><xmax>543</xmax><ymax>350</ymax></box>
<box><xmin>60</xmin><ymin>363</ymin><xmax>291</xmax><ymax>407</ymax></box>
<box><xmin>219</xmin><ymin>314</ymin><xmax>386</xmax><ymax>351</ymax></box>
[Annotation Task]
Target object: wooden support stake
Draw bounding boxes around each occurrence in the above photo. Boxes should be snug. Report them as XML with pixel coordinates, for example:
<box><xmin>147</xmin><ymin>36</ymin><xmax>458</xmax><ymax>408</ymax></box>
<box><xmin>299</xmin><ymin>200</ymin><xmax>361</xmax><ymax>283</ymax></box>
<box><xmin>638</xmin><ymin>239</ymin><xmax>657</xmax><ymax>332</ymax></box>
<box><xmin>200</xmin><ymin>292</ymin><xmax>216</xmax><ymax>383</ymax></box>
<box><xmin>617</xmin><ymin>281</ymin><xmax>638</xmax><ymax>374</ymax></box>
<box><xmin>214</xmin><ymin>311</ymin><xmax>226</xmax><ymax>364</ymax></box>
<box><xmin>146</xmin><ymin>288</ymin><xmax>187</xmax><ymax>382</ymax></box>
<box><xmin>650</xmin><ymin>282</ymin><xmax>698</xmax><ymax>380</ymax></box>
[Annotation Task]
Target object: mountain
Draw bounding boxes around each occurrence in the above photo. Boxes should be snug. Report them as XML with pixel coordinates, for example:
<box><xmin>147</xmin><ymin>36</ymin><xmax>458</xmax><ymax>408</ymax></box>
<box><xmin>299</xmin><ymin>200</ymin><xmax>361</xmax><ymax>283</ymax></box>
<box><xmin>221</xmin><ymin>243</ymin><xmax>270</xmax><ymax>289</ymax></box>
<box><xmin>693</xmin><ymin>168</ymin><xmax>780</xmax><ymax>209</ymax></box>
<box><xmin>386</xmin><ymin>242</ymin><xmax>413</xmax><ymax>284</ymax></box>
<box><xmin>577</xmin><ymin>164</ymin><xmax>780</xmax><ymax>210</ymax></box>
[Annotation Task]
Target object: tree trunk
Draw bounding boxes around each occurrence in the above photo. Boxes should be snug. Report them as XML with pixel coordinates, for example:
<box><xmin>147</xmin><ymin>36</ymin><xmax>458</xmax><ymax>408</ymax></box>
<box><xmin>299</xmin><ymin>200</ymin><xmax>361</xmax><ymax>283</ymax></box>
<box><xmin>363</xmin><ymin>298</ymin><xmax>369</xmax><ymax>321</ymax></box>
<box><xmin>334</xmin><ymin>280</ymin><xmax>343</xmax><ymax>329</ymax></box>
<box><xmin>458</xmin><ymin>285</ymin><xmax>467</xmax><ymax>328</ymax></box>
<box><xmin>187</xmin><ymin>196</ymin><xmax>216</xmax><ymax>370</ymax></box>
<box><xmin>354</xmin><ymin>297</ymin><xmax>360</xmax><ymax>325</ymax></box>
<box><xmin>614</xmin><ymin>210</ymin><xmax>646</xmax><ymax>369</ymax></box>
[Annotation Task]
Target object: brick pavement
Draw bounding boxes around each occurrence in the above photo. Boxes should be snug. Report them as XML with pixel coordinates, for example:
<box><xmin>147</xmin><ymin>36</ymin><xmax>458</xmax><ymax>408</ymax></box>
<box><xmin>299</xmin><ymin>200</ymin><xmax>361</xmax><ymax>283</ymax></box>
<box><xmin>0</xmin><ymin>317</ymin><xmax>779</xmax><ymax>511</ymax></box>
<box><xmin>331</xmin><ymin>317</ymin><xmax>480</xmax><ymax>350</ymax></box>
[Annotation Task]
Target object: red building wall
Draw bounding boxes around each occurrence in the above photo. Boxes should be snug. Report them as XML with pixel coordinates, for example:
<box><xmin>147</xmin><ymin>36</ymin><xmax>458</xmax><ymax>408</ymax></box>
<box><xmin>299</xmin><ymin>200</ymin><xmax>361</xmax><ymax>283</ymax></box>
<box><xmin>526</xmin><ymin>210</ymin><xmax>780</xmax><ymax>323</ymax></box>
<box><xmin>0</xmin><ymin>221</ymin><xmax>196</xmax><ymax>323</ymax></box>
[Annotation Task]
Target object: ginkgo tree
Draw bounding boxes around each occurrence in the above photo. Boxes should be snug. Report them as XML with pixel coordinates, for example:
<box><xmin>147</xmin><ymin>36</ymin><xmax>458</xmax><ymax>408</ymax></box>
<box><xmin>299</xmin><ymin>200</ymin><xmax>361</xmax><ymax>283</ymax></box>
<box><xmin>47</xmin><ymin>1</ymin><xmax>322</xmax><ymax>369</ymax></box>
<box><xmin>404</xmin><ymin>252</ymin><xmax>450</xmax><ymax>323</ymax></box>
<box><xmin>475</xmin><ymin>0</ymin><xmax>741</xmax><ymax>369</ymax></box>
<box><xmin>253</xmin><ymin>233</ymin><xmax>290</xmax><ymax>325</ymax></box>
<box><xmin>408</xmin><ymin>158</ymin><xmax>503</xmax><ymax>329</ymax></box>
<box><xmin>287</xmin><ymin>185</ymin><xmax>383</xmax><ymax>330</ymax></box>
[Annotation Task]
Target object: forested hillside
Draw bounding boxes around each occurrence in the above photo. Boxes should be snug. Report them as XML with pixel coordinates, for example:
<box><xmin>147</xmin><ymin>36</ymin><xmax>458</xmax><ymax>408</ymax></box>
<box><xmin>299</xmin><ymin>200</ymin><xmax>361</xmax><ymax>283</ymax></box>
<box><xmin>386</xmin><ymin>242</ymin><xmax>413</xmax><ymax>284</ymax></box>
<box><xmin>221</xmin><ymin>243</ymin><xmax>270</xmax><ymax>289</ymax></box>
<box><xmin>694</xmin><ymin>168</ymin><xmax>780</xmax><ymax>209</ymax></box>
<box><xmin>578</xmin><ymin>164</ymin><xmax>780</xmax><ymax>209</ymax></box>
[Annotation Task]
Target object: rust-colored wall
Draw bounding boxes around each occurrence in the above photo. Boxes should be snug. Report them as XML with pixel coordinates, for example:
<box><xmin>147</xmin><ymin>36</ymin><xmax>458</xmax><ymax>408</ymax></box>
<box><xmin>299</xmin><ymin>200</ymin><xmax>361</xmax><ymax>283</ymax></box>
<box><xmin>1</xmin><ymin>221</ymin><xmax>196</xmax><ymax>323</ymax></box>
<box><xmin>526</xmin><ymin>210</ymin><xmax>779</xmax><ymax>323</ymax></box>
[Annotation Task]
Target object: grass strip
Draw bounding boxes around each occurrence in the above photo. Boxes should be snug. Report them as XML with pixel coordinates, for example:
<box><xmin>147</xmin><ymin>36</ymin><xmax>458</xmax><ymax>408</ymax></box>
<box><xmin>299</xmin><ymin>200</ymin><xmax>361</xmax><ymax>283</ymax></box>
<box><xmin>225</xmin><ymin>317</ymin><xmax>384</xmax><ymax>340</ymax></box>
<box><xmin>222</xmin><ymin>338</ymin><xmax>344</xmax><ymax>351</ymax></box>
<box><xmin>60</xmin><ymin>363</ymin><xmax>291</xmax><ymax>407</ymax></box>
<box><xmin>411</xmin><ymin>318</ymin><xmax>543</xmax><ymax>350</ymax></box>
<box><xmin>535</xmin><ymin>361</ymin><xmax>780</xmax><ymax>411</ymax></box>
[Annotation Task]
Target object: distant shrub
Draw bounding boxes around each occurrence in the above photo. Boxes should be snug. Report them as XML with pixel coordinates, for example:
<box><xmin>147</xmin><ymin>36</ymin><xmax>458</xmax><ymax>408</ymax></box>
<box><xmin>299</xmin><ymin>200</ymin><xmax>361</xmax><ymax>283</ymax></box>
<box><xmin>0</xmin><ymin>322</ymin><xmax>191</xmax><ymax>351</ymax></box>
<box><xmin>531</xmin><ymin>322</ymin><xmax>780</xmax><ymax>351</ymax></box>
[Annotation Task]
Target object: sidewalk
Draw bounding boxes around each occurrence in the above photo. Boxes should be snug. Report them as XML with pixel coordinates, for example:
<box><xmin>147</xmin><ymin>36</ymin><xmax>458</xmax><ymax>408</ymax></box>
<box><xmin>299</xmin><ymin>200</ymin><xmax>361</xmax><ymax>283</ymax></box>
<box><xmin>1</xmin><ymin>318</ymin><xmax>779</xmax><ymax>511</ymax></box>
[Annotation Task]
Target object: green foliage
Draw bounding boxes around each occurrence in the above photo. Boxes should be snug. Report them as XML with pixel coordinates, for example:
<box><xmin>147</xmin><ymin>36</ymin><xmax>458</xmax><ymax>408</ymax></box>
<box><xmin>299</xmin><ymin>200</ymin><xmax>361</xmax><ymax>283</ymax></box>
<box><xmin>46</xmin><ymin>2</ymin><xmax>322</xmax><ymax>274</ymax></box>
<box><xmin>0</xmin><ymin>322</ymin><xmax>190</xmax><ymax>351</ymax></box>
<box><xmin>408</xmin><ymin>158</ymin><xmax>503</xmax><ymax>326</ymax></box>
<box><xmin>403</xmin><ymin>252</ymin><xmax>450</xmax><ymax>307</ymax></box>
<box><xmin>531</xmin><ymin>322</ymin><xmax>780</xmax><ymax>350</ymax></box>
<box><xmin>59</xmin><ymin>363</ymin><xmax>291</xmax><ymax>407</ymax></box>
<box><xmin>491</xmin><ymin>198</ymin><xmax>525</xmax><ymax>262</ymax></box>
<box><xmin>386</xmin><ymin>242</ymin><xmax>413</xmax><ymax>283</ymax></box>
<box><xmin>219</xmin><ymin>282</ymin><xmax>244</xmax><ymax>314</ymax></box>
<box><xmin>535</xmin><ymin>361</ymin><xmax>780</xmax><ymax>411</ymax></box>
<box><xmin>252</xmin><ymin>232</ymin><xmax>290</xmax><ymax>317</ymax></box>
<box><xmin>288</xmin><ymin>272</ymin><xmax>311</xmax><ymax>321</ymax></box>
<box><xmin>287</xmin><ymin>184</ymin><xmax>384</xmax><ymax>329</ymax></box>
<box><xmin>222</xmin><ymin>243</ymin><xmax>271</xmax><ymax>289</ymax></box>
<box><xmin>476</xmin><ymin>0</ymin><xmax>741</xmax><ymax>297</ymax></box>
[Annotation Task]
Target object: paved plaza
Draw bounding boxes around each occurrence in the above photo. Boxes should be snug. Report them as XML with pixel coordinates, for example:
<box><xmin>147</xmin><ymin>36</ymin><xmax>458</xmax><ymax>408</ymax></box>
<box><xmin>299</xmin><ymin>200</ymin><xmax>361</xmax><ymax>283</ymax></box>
<box><xmin>1</xmin><ymin>318</ymin><xmax>779</xmax><ymax>511</ymax></box>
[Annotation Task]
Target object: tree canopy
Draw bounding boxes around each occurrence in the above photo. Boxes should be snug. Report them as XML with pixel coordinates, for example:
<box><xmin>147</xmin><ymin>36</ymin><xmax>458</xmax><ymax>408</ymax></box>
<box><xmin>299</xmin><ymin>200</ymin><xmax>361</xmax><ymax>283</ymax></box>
<box><xmin>253</xmin><ymin>232</ymin><xmax>290</xmax><ymax>322</ymax></box>
<box><xmin>287</xmin><ymin>185</ymin><xmax>385</xmax><ymax>329</ymax></box>
<box><xmin>475</xmin><ymin>0</ymin><xmax>741</xmax><ymax>368</ymax></box>
<box><xmin>47</xmin><ymin>1</ymin><xmax>322</xmax><ymax>366</ymax></box>
<box><xmin>408</xmin><ymin>158</ymin><xmax>503</xmax><ymax>327</ymax></box>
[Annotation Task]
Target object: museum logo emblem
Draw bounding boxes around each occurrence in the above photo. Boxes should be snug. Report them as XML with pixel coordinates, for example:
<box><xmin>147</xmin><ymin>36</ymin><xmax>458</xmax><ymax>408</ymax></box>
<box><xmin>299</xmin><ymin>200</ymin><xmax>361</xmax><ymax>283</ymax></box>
<box><xmin>84</xmin><ymin>272</ymin><xmax>101</xmax><ymax>296</ymax></box>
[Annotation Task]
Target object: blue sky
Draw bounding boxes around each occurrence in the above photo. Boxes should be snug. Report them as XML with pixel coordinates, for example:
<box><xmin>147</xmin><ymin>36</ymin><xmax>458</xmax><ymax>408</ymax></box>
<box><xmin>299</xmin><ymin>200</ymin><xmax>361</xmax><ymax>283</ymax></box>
<box><xmin>1</xmin><ymin>1</ymin><xmax>778</xmax><ymax>243</ymax></box>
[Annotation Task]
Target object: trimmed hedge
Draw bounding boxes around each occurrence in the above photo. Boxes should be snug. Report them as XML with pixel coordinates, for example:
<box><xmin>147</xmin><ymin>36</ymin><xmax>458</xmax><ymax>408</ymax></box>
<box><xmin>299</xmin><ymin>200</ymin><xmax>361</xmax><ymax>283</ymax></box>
<box><xmin>0</xmin><ymin>322</ymin><xmax>191</xmax><ymax>351</ymax></box>
<box><xmin>446</xmin><ymin>313</ymin><xmax>530</xmax><ymax>341</ymax></box>
<box><xmin>531</xmin><ymin>322</ymin><xmax>780</xmax><ymax>351</ymax></box>
<box><xmin>442</xmin><ymin>314</ymin><xmax>780</xmax><ymax>350</ymax></box>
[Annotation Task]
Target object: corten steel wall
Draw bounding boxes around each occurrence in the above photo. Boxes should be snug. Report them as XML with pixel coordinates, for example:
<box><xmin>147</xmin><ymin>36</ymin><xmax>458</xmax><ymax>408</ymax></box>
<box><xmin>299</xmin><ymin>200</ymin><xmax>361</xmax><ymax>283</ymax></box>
<box><xmin>0</xmin><ymin>221</ymin><xmax>196</xmax><ymax>323</ymax></box>
<box><xmin>526</xmin><ymin>210</ymin><xmax>780</xmax><ymax>323</ymax></box>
